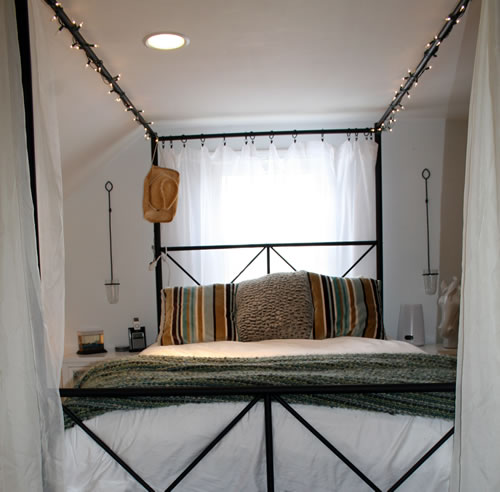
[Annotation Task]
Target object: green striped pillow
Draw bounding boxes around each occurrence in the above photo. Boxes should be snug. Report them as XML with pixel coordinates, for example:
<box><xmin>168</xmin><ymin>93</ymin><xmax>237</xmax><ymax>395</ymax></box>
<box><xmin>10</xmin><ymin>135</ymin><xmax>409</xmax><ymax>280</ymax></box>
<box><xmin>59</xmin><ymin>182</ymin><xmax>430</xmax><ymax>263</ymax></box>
<box><xmin>307</xmin><ymin>273</ymin><xmax>385</xmax><ymax>340</ymax></box>
<box><xmin>159</xmin><ymin>284</ymin><xmax>238</xmax><ymax>345</ymax></box>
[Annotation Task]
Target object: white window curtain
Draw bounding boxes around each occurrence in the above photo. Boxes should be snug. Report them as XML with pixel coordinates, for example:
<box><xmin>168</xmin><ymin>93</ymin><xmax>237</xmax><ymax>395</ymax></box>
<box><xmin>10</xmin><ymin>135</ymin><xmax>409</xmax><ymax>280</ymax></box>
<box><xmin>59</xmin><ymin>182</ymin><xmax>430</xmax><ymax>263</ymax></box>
<box><xmin>450</xmin><ymin>0</ymin><xmax>500</xmax><ymax>489</ymax></box>
<box><xmin>0</xmin><ymin>1</ymin><xmax>65</xmax><ymax>491</ymax></box>
<box><xmin>160</xmin><ymin>138</ymin><xmax>377</xmax><ymax>286</ymax></box>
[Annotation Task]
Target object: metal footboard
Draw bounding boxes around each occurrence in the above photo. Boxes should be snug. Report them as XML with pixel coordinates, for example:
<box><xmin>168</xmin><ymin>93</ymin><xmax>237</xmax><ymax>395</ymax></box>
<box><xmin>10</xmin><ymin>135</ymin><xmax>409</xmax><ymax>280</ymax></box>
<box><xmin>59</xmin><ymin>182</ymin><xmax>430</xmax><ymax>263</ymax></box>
<box><xmin>61</xmin><ymin>382</ymin><xmax>455</xmax><ymax>492</ymax></box>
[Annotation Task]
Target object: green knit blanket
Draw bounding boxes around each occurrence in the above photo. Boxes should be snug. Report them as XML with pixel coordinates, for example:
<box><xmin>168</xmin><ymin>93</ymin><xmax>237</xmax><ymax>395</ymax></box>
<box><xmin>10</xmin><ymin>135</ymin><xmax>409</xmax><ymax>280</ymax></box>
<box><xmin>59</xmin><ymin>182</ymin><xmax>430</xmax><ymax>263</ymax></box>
<box><xmin>63</xmin><ymin>353</ymin><xmax>456</xmax><ymax>428</ymax></box>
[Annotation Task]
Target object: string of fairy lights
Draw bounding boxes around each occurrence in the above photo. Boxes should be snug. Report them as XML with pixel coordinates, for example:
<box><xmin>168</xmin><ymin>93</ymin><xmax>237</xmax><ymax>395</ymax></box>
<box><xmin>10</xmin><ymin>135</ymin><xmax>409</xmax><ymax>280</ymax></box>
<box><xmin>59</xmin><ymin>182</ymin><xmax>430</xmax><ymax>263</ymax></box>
<box><xmin>43</xmin><ymin>0</ymin><xmax>471</xmax><ymax>137</ymax></box>
<box><xmin>43</xmin><ymin>0</ymin><xmax>157</xmax><ymax>141</ymax></box>
<box><xmin>375</xmin><ymin>0</ymin><xmax>471</xmax><ymax>132</ymax></box>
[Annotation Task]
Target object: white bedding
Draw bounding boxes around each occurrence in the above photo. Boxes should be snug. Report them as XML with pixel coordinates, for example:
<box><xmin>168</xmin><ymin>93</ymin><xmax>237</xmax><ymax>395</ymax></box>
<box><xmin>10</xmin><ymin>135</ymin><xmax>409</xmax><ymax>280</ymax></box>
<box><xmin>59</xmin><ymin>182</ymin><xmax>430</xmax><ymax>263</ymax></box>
<box><xmin>64</xmin><ymin>338</ymin><xmax>453</xmax><ymax>492</ymax></box>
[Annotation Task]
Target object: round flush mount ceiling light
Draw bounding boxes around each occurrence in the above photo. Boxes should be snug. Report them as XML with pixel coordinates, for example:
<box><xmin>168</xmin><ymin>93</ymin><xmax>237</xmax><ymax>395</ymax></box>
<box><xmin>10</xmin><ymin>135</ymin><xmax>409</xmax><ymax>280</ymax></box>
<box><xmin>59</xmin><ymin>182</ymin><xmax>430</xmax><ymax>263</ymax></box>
<box><xmin>144</xmin><ymin>32</ymin><xmax>189</xmax><ymax>50</ymax></box>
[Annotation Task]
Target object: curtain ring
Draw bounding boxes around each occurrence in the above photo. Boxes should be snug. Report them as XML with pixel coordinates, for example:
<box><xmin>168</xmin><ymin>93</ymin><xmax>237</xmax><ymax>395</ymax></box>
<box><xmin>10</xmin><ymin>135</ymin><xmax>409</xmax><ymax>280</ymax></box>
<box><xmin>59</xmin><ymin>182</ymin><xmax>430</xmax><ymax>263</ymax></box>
<box><xmin>200</xmin><ymin>137</ymin><xmax>205</xmax><ymax>147</ymax></box>
<box><xmin>223</xmin><ymin>137</ymin><xmax>226</xmax><ymax>146</ymax></box>
<box><xmin>269</xmin><ymin>132</ymin><xmax>274</xmax><ymax>144</ymax></box>
<box><xmin>161</xmin><ymin>141</ymin><xmax>165</xmax><ymax>149</ymax></box>
<box><xmin>347</xmin><ymin>132</ymin><xmax>351</xmax><ymax>142</ymax></box>
<box><xmin>250</xmin><ymin>135</ymin><xmax>255</xmax><ymax>145</ymax></box>
<box><xmin>355</xmin><ymin>132</ymin><xmax>359</xmax><ymax>142</ymax></box>
<box><xmin>292</xmin><ymin>132</ymin><xmax>297</xmax><ymax>144</ymax></box>
<box><xmin>321</xmin><ymin>133</ymin><xmax>324</xmax><ymax>142</ymax></box>
<box><xmin>170</xmin><ymin>140</ymin><xmax>173</xmax><ymax>149</ymax></box>
<box><xmin>181</xmin><ymin>138</ymin><xmax>187</xmax><ymax>148</ymax></box>
<box><xmin>245</xmin><ymin>136</ymin><xmax>248</xmax><ymax>145</ymax></box>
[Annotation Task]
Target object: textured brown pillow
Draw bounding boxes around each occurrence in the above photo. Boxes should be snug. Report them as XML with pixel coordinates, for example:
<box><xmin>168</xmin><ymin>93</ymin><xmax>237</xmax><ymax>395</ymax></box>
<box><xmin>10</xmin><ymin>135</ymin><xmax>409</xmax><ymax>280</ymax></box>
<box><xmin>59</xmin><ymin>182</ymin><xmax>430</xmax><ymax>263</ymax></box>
<box><xmin>235</xmin><ymin>271</ymin><xmax>313</xmax><ymax>341</ymax></box>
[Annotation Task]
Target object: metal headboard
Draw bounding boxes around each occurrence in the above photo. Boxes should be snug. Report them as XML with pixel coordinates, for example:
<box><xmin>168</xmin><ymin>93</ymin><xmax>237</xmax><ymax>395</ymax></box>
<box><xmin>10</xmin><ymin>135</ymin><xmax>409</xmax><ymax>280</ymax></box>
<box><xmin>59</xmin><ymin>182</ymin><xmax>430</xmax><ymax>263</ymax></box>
<box><xmin>151</xmin><ymin>129</ymin><xmax>383</xmax><ymax>327</ymax></box>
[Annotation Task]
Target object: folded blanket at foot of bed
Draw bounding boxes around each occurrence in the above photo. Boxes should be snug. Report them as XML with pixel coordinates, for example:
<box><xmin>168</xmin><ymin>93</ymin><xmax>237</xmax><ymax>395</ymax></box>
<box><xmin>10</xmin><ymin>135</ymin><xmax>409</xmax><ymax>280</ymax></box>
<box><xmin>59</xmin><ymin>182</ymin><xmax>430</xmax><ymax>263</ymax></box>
<box><xmin>63</xmin><ymin>352</ymin><xmax>456</xmax><ymax>428</ymax></box>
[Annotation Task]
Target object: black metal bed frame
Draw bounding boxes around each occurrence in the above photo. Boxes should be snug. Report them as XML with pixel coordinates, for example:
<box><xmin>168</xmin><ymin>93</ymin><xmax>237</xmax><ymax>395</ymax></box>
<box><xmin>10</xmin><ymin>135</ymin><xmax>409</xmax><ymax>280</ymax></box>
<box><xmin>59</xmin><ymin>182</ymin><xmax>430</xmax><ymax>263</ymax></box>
<box><xmin>59</xmin><ymin>140</ymin><xmax>455</xmax><ymax>491</ymax></box>
<box><xmin>58</xmin><ymin>125</ymin><xmax>456</xmax><ymax>492</ymax></box>
<box><xmin>12</xmin><ymin>0</ymin><xmax>469</xmax><ymax>489</ymax></box>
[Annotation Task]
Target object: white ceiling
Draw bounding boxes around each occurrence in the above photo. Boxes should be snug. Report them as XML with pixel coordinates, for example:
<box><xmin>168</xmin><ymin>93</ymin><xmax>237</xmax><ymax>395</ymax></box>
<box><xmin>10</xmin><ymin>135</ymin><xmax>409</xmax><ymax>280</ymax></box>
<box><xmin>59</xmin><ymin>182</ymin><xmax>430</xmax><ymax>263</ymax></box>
<box><xmin>39</xmin><ymin>0</ymin><xmax>480</xmax><ymax>181</ymax></box>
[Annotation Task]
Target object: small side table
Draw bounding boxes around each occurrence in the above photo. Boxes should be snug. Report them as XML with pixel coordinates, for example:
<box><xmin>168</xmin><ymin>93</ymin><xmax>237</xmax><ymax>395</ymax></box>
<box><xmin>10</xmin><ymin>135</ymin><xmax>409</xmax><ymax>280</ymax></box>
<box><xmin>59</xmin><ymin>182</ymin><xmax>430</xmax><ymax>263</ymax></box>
<box><xmin>61</xmin><ymin>350</ymin><xmax>136</xmax><ymax>387</ymax></box>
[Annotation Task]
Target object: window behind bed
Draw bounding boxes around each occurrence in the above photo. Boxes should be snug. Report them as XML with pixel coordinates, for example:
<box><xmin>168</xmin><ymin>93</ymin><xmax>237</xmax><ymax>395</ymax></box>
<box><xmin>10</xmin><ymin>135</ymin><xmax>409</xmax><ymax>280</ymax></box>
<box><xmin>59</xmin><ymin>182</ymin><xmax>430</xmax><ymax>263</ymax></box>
<box><xmin>159</xmin><ymin>137</ymin><xmax>377</xmax><ymax>286</ymax></box>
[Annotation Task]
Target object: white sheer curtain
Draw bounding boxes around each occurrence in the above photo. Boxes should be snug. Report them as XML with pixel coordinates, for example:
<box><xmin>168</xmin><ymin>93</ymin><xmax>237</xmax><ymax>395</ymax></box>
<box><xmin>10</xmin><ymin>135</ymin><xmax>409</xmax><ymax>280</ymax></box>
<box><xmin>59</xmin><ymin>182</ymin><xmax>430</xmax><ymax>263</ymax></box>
<box><xmin>161</xmin><ymin>138</ymin><xmax>377</xmax><ymax>286</ymax></box>
<box><xmin>0</xmin><ymin>1</ymin><xmax>65</xmax><ymax>491</ymax></box>
<box><xmin>450</xmin><ymin>0</ymin><xmax>500</xmax><ymax>489</ymax></box>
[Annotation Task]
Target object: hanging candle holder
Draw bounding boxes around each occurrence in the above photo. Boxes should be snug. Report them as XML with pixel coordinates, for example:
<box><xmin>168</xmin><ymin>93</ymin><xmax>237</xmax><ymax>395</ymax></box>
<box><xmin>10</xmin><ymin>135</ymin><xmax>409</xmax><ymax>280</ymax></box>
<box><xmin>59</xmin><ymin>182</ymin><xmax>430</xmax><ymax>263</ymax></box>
<box><xmin>422</xmin><ymin>169</ymin><xmax>439</xmax><ymax>295</ymax></box>
<box><xmin>104</xmin><ymin>181</ymin><xmax>120</xmax><ymax>303</ymax></box>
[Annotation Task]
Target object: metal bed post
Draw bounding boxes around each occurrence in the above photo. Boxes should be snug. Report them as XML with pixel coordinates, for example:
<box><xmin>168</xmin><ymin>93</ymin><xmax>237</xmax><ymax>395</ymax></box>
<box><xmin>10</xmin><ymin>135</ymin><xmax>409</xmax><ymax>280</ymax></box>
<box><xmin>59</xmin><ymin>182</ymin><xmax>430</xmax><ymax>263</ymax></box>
<box><xmin>15</xmin><ymin>0</ymin><xmax>39</xmax><ymax>265</ymax></box>
<box><xmin>375</xmin><ymin>131</ymin><xmax>383</xmax><ymax>300</ymax></box>
<box><xmin>151</xmin><ymin>139</ymin><xmax>163</xmax><ymax>328</ymax></box>
<box><xmin>264</xmin><ymin>394</ymin><xmax>275</xmax><ymax>491</ymax></box>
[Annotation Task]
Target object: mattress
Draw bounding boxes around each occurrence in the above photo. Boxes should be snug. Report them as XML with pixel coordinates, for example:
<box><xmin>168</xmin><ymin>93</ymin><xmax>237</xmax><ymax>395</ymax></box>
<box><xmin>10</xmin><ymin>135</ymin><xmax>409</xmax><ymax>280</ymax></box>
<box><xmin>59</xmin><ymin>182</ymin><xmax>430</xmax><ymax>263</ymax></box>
<box><xmin>64</xmin><ymin>338</ymin><xmax>454</xmax><ymax>492</ymax></box>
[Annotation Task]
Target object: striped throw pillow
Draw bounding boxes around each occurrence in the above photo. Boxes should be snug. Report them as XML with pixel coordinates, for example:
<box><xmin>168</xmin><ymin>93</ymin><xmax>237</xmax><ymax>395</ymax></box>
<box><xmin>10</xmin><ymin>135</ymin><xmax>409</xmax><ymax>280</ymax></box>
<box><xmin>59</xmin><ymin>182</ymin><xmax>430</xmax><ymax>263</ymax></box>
<box><xmin>307</xmin><ymin>273</ymin><xmax>385</xmax><ymax>340</ymax></box>
<box><xmin>159</xmin><ymin>284</ymin><xmax>238</xmax><ymax>345</ymax></box>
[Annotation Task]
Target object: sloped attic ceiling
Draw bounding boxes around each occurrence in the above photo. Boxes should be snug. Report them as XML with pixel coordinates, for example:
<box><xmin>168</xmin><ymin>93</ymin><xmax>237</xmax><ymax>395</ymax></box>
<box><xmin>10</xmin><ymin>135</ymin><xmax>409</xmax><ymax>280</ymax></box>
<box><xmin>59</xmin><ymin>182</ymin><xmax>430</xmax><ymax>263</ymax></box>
<box><xmin>39</xmin><ymin>0</ymin><xmax>480</xmax><ymax>182</ymax></box>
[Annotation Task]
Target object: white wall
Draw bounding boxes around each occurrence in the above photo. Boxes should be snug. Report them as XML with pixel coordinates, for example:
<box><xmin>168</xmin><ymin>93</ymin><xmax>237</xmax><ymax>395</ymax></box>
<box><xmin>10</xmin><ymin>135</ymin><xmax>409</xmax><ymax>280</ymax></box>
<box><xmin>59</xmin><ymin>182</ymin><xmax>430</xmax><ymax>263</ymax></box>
<box><xmin>64</xmin><ymin>131</ymin><xmax>157</xmax><ymax>353</ymax></box>
<box><xmin>382</xmin><ymin>119</ymin><xmax>444</xmax><ymax>342</ymax></box>
<box><xmin>63</xmin><ymin>117</ymin><xmax>466</xmax><ymax>352</ymax></box>
<box><xmin>381</xmin><ymin>118</ymin><xmax>467</xmax><ymax>342</ymax></box>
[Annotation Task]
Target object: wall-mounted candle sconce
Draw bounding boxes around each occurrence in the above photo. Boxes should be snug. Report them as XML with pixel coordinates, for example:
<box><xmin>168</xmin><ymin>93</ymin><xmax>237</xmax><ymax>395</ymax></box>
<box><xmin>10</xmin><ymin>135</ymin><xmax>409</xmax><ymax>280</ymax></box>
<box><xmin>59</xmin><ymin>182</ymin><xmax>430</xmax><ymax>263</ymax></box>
<box><xmin>104</xmin><ymin>181</ymin><xmax>120</xmax><ymax>303</ymax></box>
<box><xmin>422</xmin><ymin>168</ymin><xmax>438</xmax><ymax>295</ymax></box>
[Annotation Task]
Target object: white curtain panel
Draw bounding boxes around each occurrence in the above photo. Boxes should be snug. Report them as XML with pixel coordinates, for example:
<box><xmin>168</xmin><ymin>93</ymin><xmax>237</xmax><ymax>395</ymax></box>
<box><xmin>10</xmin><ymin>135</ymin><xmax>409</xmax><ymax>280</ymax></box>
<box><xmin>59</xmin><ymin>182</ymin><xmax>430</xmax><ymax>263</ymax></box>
<box><xmin>0</xmin><ymin>1</ymin><xmax>65</xmax><ymax>491</ymax></box>
<box><xmin>29</xmin><ymin>0</ymin><xmax>66</xmax><ymax>489</ymax></box>
<box><xmin>451</xmin><ymin>0</ymin><xmax>500</xmax><ymax>490</ymax></box>
<box><xmin>161</xmin><ymin>138</ymin><xmax>377</xmax><ymax>285</ymax></box>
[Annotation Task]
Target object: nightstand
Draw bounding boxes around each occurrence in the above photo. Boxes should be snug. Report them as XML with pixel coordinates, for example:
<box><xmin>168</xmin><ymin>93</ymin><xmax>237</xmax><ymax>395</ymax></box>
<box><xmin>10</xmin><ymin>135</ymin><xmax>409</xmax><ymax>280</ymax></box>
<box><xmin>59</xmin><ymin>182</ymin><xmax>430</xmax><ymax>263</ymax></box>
<box><xmin>61</xmin><ymin>350</ymin><xmax>136</xmax><ymax>387</ymax></box>
<box><xmin>421</xmin><ymin>344</ymin><xmax>457</xmax><ymax>356</ymax></box>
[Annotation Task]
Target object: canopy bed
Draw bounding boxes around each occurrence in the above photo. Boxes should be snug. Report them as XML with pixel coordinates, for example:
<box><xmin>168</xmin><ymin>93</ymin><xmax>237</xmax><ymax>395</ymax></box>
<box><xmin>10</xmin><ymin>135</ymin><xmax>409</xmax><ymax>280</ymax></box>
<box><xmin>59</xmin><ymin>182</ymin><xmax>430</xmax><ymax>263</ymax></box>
<box><xmin>26</xmin><ymin>0</ymin><xmax>470</xmax><ymax>490</ymax></box>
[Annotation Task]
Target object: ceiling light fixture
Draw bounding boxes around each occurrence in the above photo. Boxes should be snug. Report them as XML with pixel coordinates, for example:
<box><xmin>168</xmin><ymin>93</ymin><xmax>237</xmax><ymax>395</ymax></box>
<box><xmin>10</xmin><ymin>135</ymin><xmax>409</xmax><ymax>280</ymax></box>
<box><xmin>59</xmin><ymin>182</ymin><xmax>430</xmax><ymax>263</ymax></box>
<box><xmin>144</xmin><ymin>32</ymin><xmax>189</xmax><ymax>50</ymax></box>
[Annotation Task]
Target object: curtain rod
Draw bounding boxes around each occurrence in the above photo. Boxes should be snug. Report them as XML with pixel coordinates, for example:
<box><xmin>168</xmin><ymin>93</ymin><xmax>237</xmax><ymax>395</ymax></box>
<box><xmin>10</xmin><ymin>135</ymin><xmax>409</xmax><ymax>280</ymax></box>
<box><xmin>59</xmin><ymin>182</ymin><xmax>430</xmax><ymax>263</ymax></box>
<box><xmin>157</xmin><ymin>127</ymin><xmax>377</xmax><ymax>142</ymax></box>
